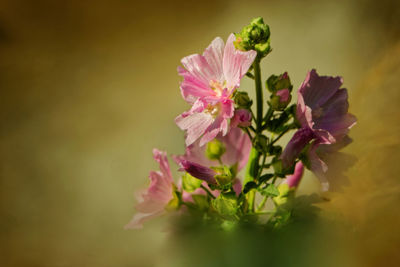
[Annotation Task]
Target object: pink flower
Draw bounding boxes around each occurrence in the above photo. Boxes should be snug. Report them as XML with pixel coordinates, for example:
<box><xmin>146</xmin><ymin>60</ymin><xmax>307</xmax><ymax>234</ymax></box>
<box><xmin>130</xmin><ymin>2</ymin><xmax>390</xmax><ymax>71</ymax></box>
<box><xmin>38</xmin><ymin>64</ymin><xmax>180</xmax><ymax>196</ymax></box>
<box><xmin>175</xmin><ymin>34</ymin><xmax>257</xmax><ymax>146</ymax></box>
<box><xmin>283</xmin><ymin>162</ymin><xmax>304</xmax><ymax>189</ymax></box>
<box><xmin>125</xmin><ymin>149</ymin><xmax>174</xmax><ymax>229</ymax></box>
<box><xmin>175</xmin><ymin>127</ymin><xmax>251</xmax><ymax>195</ymax></box>
<box><xmin>230</xmin><ymin>109</ymin><xmax>252</xmax><ymax>128</ymax></box>
<box><xmin>281</xmin><ymin>69</ymin><xmax>356</xmax><ymax>189</ymax></box>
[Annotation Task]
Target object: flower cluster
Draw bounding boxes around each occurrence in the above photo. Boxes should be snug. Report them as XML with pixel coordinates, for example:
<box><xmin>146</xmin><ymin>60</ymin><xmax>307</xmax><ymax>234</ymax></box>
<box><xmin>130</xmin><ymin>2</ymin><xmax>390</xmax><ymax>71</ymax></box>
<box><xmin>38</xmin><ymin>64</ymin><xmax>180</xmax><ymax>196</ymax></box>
<box><xmin>126</xmin><ymin>17</ymin><xmax>356</xmax><ymax>229</ymax></box>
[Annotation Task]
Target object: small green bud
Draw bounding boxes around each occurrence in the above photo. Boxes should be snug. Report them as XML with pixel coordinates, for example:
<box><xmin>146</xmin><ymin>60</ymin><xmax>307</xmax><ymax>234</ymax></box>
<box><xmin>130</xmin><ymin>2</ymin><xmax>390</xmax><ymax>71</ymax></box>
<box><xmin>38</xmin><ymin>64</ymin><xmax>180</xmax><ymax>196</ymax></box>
<box><xmin>234</xmin><ymin>91</ymin><xmax>253</xmax><ymax>109</ymax></box>
<box><xmin>234</xmin><ymin>17</ymin><xmax>271</xmax><ymax>58</ymax></box>
<box><xmin>211</xmin><ymin>166</ymin><xmax>233</xmax><ymax>187</ymax></box>
<box><xmin>266</xmin><ymin>72</ymin><xmax>292</xmax><ymax>93</ymax></box>
<box><xmin>254</xmin><ymin>135</ymin><xmax>269</xmax><ymax>153</ymax></box>
<box><xmin>206</xmin><ymin>139</ymin><xmax>226</xmax><ymax>160</ymax></box>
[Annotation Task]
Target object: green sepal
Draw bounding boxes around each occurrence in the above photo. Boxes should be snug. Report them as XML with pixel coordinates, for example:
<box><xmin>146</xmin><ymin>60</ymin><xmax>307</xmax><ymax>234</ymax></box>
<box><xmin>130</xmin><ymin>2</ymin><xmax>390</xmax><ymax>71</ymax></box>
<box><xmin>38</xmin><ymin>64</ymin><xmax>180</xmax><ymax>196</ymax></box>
<box><xmin>212</xmin><ymin>192</ymin><xmax>238</xmax><ymax>217</ymax></box>
<box><xmin>182</xmin><ymin>173</ymin><xmax>202</xmax><ymax>192</ymax></box>
<box><xmin>165</xmin><ymin>190</ymin><xmax>180</xmax><ymax>211</ymax></box>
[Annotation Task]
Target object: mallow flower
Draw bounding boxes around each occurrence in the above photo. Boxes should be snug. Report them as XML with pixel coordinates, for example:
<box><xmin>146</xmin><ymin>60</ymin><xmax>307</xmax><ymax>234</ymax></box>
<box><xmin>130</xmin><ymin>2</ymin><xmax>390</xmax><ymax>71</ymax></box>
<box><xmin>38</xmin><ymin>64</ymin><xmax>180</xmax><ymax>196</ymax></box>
<box><xmin>175</xmin><ymin>127</ymin><xmax>252</xmax><ymax>195</ymax></box>
<box><xmin>125</xmin><ymin>149</ymin><xmax>176</xmax><ymax>229</ymax></box>
<box><xmin>175</xmin><ymin>34</ymin><xmax>257</xmax><ymax>146</ymax></box>
<box><xmin>281</xmin><ymin>69</ymin><xmax>357</xmax><ymax>190</ymax></box>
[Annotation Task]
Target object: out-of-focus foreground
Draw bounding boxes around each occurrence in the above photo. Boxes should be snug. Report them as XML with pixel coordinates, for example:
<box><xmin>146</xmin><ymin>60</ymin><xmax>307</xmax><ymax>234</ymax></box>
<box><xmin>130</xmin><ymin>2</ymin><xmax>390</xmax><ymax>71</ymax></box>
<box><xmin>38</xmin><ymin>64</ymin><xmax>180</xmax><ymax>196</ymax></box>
<box><xmin>0</xmin><ymin>0</ymin><xmax>399</xmax><ymax>266</ymax></box>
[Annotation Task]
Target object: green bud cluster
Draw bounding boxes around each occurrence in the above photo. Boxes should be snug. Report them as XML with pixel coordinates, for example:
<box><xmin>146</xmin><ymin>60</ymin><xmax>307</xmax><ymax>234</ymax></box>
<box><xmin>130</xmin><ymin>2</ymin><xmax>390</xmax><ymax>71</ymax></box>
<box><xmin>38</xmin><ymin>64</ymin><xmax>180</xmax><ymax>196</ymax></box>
<box><xmin>234</xmin><ymin>17</ymin><xmax>271</xmax><ymax>58</ymax></box>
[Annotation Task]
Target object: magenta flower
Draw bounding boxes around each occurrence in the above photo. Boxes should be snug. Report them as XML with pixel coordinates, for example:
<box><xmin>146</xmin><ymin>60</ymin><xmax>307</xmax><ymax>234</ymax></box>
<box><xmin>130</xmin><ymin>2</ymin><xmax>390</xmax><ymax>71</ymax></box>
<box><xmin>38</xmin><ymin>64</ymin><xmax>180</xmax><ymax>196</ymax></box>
<box><xmin>125</xmin><ymin>149</ymin><xmax>174</xmax><ymax>229</ymax></box>
<box><xmin>283</xmin><ymin>162</ymin><xmax>304</xmax><ymax>189</ymax></box>
<box><xmin>281</xmin><ymin>69</ymin><xmax>356</xmax><ymax>189</ymax></box>
<box><xmin>175</xmin><ymin>34</ymin><xmax>257</xmax><ymax>146</ymax></box>
<box><xmin>175</xmin><ymin>127</ymin><xmax>251</xmax><ymax>194</ymax></box>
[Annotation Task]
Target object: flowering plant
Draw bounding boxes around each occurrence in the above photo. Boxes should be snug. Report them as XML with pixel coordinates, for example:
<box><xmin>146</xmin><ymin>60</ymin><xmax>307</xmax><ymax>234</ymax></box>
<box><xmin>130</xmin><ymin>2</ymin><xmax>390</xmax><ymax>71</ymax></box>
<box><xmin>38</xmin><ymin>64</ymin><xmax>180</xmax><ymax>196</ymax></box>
<box><xmin>126</xmin><ymin>17</ymin><xmax>356</xmax><ymax>230</ymax></box>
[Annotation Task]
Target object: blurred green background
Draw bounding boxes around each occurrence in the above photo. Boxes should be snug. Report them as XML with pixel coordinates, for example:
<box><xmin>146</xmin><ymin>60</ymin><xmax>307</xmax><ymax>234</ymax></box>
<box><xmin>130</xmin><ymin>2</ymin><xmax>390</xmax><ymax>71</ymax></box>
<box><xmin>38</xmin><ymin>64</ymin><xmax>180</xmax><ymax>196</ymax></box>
<box><xmin>0</xmin><ymin>0</ymin><xmax>399</xmax><ymax>266</ymax></box>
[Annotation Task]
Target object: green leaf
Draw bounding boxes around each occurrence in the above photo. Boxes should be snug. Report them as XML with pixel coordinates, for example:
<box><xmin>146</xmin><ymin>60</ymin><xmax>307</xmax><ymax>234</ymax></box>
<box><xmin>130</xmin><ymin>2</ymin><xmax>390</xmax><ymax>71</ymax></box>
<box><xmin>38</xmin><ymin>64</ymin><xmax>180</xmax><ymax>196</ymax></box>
<box><xmin>259</xmin><ymin>173</ymin><xmax>274</xmax><ymax>183</ymax></box>
<box><xmin>212</xmin><ymin>192</ymin><xmax>238</xmax><ymax>216</ymax></box>
<box><xmin>243</xmin><ymin>181</ymin><xmax>257</xmax><ymax>194</ymax></box>
<box><xmin>191</xmin><ymin>194</ymin><xmax>209</xmax><ymax>211</ymax></box>
<box><xmin>182</xmin><ymin>173</ymin><xmax>202</xmax><ymax>192</ymax></box>
<box><xmin>260</xmin><ymin>184</ymin><xmax>279</xmax><ymax>197</ymax></box>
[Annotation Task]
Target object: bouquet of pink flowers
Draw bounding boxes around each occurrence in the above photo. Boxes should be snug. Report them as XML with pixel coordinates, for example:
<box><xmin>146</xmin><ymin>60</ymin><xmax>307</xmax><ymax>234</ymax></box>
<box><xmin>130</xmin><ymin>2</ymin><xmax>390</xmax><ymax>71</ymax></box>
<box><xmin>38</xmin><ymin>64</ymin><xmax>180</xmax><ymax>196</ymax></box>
<box><xmin>125</xmin><ymin>17</ymin><xmax>356</xmax><ymax>230</ymax></box>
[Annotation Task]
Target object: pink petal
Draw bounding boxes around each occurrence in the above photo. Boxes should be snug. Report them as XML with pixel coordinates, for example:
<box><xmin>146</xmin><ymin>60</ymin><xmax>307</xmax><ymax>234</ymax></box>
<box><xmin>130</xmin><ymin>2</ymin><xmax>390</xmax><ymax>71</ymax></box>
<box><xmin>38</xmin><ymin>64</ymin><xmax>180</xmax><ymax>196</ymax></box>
<box><xmin>176</xmin><ymin>110</ymin><xmax>214</xmax><ymax>146</ymax></box>
<box><xmin>203</xmin><ymin>37</ymin><xmax>225</xmax><ymax>83</ymax></box>
<box><xmin>223</xmin><ymin>34</ymin><xmax>257</xmax><ymax>90</ymax></box>
<box><xmin>220</xmin><ymin>127</ymin><xmax>252</xmax><ymax>171</ymax></box>
<box><xmin>284</xmin><ymin>162</ymin><xmax>305</xmax><ymax>188</ymax></box>
<box><xmin>281</xmin><ymin>128</ymin><xmax>315</xmax><ymax>168</ymax></box>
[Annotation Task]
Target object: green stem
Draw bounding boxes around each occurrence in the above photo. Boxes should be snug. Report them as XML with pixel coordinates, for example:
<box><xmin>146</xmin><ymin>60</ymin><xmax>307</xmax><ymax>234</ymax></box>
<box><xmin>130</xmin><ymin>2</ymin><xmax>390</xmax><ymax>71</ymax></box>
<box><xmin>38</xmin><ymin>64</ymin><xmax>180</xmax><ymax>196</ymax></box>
<box><xmin>253</xmin><ymin>58</ymin><xmax>263</xmax><ymax>133</ymax></box>
<box><xmin>200</xmin><ymin>185</ymin><xmax>216</xmax><ymax>199</ymax></box>
<box><xmin>246</xmin><ymin>58</ymin><xmax>264</xmax><ymax>213</ymax></box>
<box><xmin>256</xmin><ymin>196</ymin><xmax>268</xmax><ymax>212</ymax></box>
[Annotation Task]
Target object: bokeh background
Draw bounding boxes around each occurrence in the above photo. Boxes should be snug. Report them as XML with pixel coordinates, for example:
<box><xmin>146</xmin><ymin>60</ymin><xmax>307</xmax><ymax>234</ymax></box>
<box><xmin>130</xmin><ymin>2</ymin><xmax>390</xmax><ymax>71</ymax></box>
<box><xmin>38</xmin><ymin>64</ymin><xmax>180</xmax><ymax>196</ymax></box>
<box><xmin>0</xmin><ymin>0</ymin><xmax>399</xmax><ymax>266</ymax></box>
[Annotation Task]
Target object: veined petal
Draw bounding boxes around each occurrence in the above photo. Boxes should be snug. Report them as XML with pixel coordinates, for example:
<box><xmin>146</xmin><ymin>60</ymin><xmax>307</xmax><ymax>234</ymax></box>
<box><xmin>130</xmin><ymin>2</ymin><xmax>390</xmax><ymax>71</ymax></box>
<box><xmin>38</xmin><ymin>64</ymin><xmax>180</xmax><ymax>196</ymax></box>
<box><xmin>176</xmin><ymin>110</ymin><xmax>214</xmax><ymax>147</ymax></box>
<box><xmin>281</xmin><ymin>128</ymin><xmax>315</xmax><ymax>168</ymax></box>
<box><xmin>223</xmin><ymin>34</ymin><xmax>257</xmax><ymax>89</ymax></box>
<box><xmin>299</xmin><ymin>69</ymin><xmax>342</xmax><ymax>110</ymax></box>
<box><xmin>203</xmin><ymin>37</ymin><xmax>225</xmax><ymax>83</ymax></box>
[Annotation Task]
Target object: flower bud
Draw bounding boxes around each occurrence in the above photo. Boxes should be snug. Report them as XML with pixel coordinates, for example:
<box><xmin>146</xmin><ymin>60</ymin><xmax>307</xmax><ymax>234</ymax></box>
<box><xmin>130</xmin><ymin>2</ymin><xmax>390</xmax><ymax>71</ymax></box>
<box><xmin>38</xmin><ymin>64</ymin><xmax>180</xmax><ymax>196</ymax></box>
<box><xmin>231</xmin><ymin>109</ymin><xmax>252</xmax><ymax>128</ymax></box>
<box><xmin>206</xmin><ymin>139</ymin><xmax>226</xmax><ymax>160</ymax></box>
<box><xmin>234</xmin><ymin>17</ymin><xmax>271</xmax><ymax>57</ymax></box>
<box><xmin>270</xmin><ymin>89</ymin><xmax>292</xmax><ymax>111</ymax></box>
<box><xmin>234</xmin><ymin>91</ymin><xmax>252</xmax><ymax>109</ymax></box>
<box><xmin>266</xmin><ymin>72</ymin><xmax>292</xmax><ymax>93</ymax></box>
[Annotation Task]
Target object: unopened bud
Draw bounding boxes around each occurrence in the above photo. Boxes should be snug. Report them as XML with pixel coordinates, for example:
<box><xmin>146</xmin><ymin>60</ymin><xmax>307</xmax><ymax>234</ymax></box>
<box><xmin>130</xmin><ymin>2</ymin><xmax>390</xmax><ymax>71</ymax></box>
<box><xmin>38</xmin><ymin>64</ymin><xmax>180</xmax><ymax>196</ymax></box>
<box><xmin>266</xmin><ymin>72</ymin><xmax>292</xmax><ymax>93</ymax></box>
<box><xmin>270</xmin><ymin>89</ymin><xmax>292</xmax><ymax>111</ymax></box>
<box><xmin>231</xmin><ymin>109</ymin><xmax>252</xmax><ymax>128</ymax></box>
<box><xmin>234</xmin><ymin>91</ymin><xmax>252</xmax><ymax>109</ymax></box>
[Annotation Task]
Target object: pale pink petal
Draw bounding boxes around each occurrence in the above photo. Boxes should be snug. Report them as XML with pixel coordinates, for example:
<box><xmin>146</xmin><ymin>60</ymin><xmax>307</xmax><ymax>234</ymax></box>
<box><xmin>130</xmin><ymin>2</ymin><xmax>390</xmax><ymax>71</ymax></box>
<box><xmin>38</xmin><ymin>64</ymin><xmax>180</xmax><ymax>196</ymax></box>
<box><xmin>181</xmin><ymin>54</ymin><xmax>218</xmax><ymax>86</ymax></box>
<box><xmin>124</xmin><ymin>209</ymin><xmax>165</xmax><ymax>229</ymax></box>
<box><xmin>220</xmin><ymin>127</ymin><xmax>252</xmax><ymax>171</ymax></box>
<box><xmin>153</xmin><ymin>149</ymin><xmax>173</xmax><ymax>182</ymax></box>
<box><xmin>176</xmin><ymin>111</ymin><xmax>214</xmax><ymax>146</ymax></box>
<box><xmin>203</xmin><ymin>37</ymin><xmax>225</xmax><ymax>83</ymax></box>
<box><xmin>223</xmin><ymin>34</ymin><xmax>257</xmax><ymax>89</ymax></box>
<box><xmin>178</xmin><ymin>67</ymin><xmax>215</xmax><ymax>103</ymax></box>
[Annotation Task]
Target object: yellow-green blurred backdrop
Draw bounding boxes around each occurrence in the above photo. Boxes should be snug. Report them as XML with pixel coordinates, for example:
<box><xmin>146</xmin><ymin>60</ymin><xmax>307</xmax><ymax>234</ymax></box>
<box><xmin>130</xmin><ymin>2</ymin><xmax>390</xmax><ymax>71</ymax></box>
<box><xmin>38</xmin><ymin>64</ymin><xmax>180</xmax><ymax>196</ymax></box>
<box><xmin>0</xmin><ymin>0</ymin><xmax>399</xmax><ymax>266</ymax></box>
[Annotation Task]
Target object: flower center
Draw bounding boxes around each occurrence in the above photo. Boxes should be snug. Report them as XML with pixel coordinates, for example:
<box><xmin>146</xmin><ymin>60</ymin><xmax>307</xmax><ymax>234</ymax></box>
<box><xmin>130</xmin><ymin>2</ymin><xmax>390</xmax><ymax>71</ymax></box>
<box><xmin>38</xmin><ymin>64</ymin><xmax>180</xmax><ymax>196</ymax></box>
<box><xmin>209</xmin><ymin>80</ymin><xmax>226</xmax><ymax>97</ymax></box>
<box><xmin>205</xmin><ymin>103</ymin><xmax>221</xmax><ymax>118</ymax></box>
<box><xmin>312</xmin><ymin>106</ymin><xmax>324</xmax><ymax>119</ymax></box>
